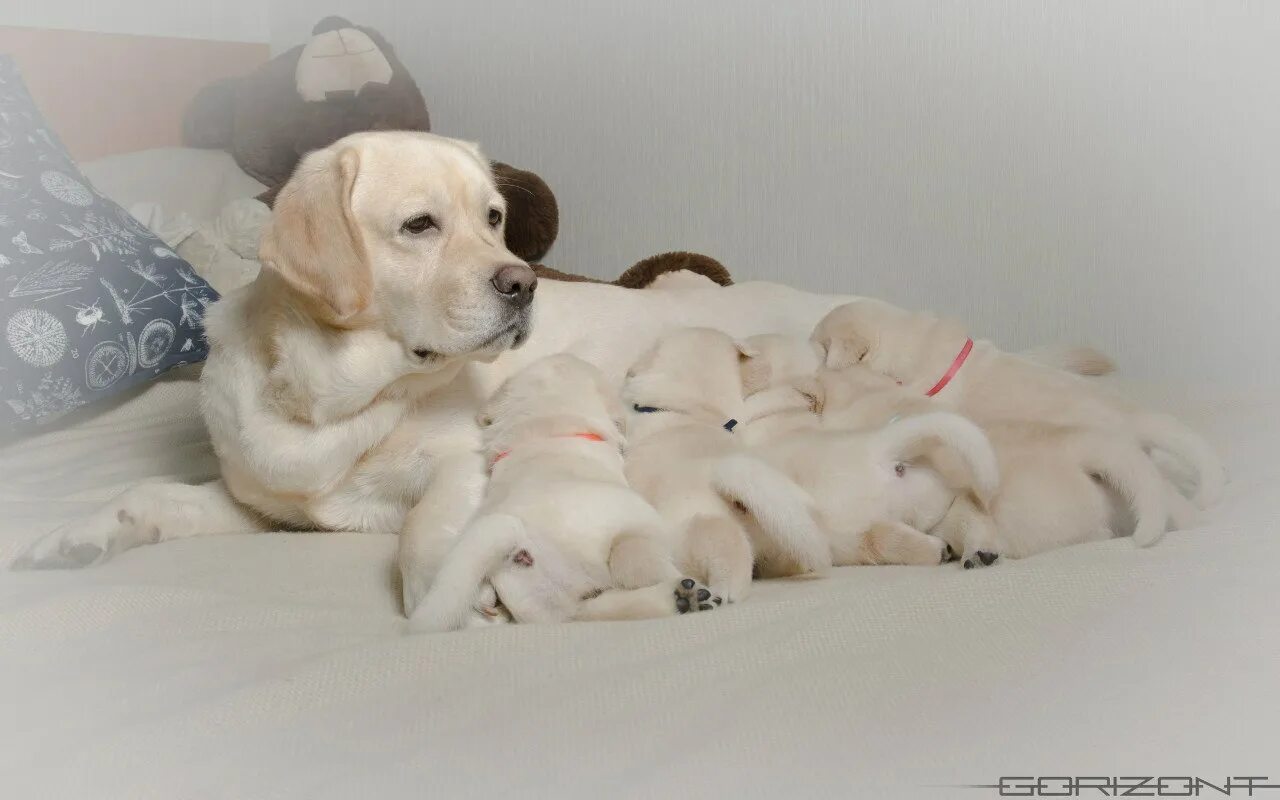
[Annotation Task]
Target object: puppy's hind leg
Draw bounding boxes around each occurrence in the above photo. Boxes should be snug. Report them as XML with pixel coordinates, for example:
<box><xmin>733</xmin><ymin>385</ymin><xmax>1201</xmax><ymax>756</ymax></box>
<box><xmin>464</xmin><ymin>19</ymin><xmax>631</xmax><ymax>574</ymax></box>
<box><xmin>847</xmin><ymin>521</ymin><xmax>951</xmax><ymax>566</ymax></box>
<box><xmin>574</xmin><ymin>578</ymin><xmax>721</xmax><ymax>622</ymax></box>
<box><xmin>933</xmin><ymin>494</ymin><xmax>1001</xmax><ymax>569</ymax></box>
<box><xmin>607</xmin><ymin>531</ymin><xmax>681</xmax><ymax>590</ymax></box>
<box><xmin>12</xmin><ymin>480</ymin><xmax>264</xmax><ymax>570</ymax></box>
<box><xmin>409</xmin><ymin>513</ymin><xmax>528</xmax><ymax>633</ymax></box>
<box><xmin>679</xmin><ymin>514</ymin><xmax>754</xmax><ymax>604</ymax></box>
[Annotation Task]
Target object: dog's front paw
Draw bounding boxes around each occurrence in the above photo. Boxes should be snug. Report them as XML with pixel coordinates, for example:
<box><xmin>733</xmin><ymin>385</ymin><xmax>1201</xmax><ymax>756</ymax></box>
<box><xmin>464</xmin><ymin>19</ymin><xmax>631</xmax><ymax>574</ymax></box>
<box><xmin>674</xmin><ymin>577</ymin><xmax>721</xmax><ymax>614</ymax></box>
<box><xmin>11</xmin><ymin>505</ymin><xmax>157</xmax><ymax>570</ymax></box>
<box><xmin>961</xmin><ymin>549</ymin><xmax>1000</xmax><ymax>569</ymax></box>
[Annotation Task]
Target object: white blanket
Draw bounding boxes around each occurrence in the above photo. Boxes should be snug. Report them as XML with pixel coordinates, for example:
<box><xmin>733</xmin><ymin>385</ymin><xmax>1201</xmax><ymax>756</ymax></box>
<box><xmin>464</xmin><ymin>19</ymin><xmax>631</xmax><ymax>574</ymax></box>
<box><xmin>0</xmin><ymin>368</ymin><xmax>1275</xmax><ymax>799</ymax></box>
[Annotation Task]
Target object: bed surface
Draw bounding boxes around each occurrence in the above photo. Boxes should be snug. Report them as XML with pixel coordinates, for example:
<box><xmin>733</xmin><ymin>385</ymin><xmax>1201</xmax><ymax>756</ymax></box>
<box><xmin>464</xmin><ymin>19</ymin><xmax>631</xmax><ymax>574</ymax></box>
<box><xmin>0</xmin><ymin>368</ymin><xmax>1276</xmax><ymax>799</ymax></box>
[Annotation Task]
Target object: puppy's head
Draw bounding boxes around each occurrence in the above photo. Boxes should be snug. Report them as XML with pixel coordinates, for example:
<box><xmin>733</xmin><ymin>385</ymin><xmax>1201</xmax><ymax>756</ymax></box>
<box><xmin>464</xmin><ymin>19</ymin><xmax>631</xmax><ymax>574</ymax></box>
<box><xmin>815</xmin><ymin>363</ymin><xmax>903</xmax><ymax>415</ymax></box>
<box><xmin>624</xmin><ymin>327</ymin><xmax>749</xmax><ymax>422</ymax></box>
<box><xmin>738</xmin><ymin>333</ymin><xmax>824</xmax><ymax>396</ymax></box>
<box><xmin>811</xmin><ymin>299</ymin><xmax>965</xmax><ymax>383</ymax></box>
<box><xmin>259</xmin><ymin>131</ymin><xmax>536</xmax><ymax>370</ymax></box>
<box><xmin>478</xmin><ymin>354</ymin><xmax>624</xmax><ymax>447</ymax></box>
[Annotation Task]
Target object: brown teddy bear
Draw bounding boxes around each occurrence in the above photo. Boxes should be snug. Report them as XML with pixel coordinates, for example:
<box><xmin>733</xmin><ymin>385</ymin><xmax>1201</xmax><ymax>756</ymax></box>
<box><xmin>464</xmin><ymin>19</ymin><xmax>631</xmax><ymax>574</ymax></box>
<box><xmin>182</xmin><ymin>16</ymin><xmax>730</xmax><ymax>288</ymax></box>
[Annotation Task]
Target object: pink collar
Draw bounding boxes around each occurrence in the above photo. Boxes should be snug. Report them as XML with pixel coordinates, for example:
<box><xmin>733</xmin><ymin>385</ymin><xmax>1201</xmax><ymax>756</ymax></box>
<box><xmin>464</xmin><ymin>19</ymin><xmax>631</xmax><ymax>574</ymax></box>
<box><xmin>489</xmin><ymin>432</ymin><xmax>608</xmax><ymax>470</ymax></box>
<box><xmin>923</xmin><ymin>338</ymin><xmax>974</xmax><ymax>397</ymax></box>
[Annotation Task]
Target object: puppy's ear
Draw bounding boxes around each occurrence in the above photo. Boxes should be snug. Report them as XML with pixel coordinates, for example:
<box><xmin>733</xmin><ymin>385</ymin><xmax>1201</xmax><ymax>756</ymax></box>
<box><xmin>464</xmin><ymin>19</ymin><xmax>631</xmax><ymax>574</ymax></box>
<box><xmin>259</xmin><ymin>146</ymin><xmax>370</xmax><ymax>324</ymax></box>
<box><xmin>794</xmin><ymin>374</ymin><xmax>824</xmax><ymax>414</ymax></box>
<box><xmin>813</xmin><ymin>331</ymin><xmax>871</xmax><ymax>370</ymax></box>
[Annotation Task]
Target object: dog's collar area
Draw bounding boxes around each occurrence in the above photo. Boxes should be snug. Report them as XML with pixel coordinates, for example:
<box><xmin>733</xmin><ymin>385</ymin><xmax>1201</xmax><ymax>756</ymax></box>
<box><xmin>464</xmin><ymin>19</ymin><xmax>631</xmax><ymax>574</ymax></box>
<box><xmin>923</xmin><ymin>338</ymin><xmax>974</xmax><ymax>397</ymax></box>
<box><xmin>489</xmin><ymin>432</ymin><xmax>609</xmax><ymax>470</ymax></box>
<box><xmin>632</xmin><ymin>403</ymin><xmax>737</xmax><ymax>433</ymax></box>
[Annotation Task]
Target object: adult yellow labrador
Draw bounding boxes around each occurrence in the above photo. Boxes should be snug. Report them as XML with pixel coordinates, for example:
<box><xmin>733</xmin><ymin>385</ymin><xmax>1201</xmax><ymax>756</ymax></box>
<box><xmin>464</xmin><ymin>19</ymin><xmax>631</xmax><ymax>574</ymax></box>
<box><xmin>14</xmin><ymin>131</ymin><xmax>858</xmax><ymax>615</ymax></box>
<box><xmin>12</xmin><ymin>131</ymin><xmax>1087</xmax><ymax>618</ymax></box>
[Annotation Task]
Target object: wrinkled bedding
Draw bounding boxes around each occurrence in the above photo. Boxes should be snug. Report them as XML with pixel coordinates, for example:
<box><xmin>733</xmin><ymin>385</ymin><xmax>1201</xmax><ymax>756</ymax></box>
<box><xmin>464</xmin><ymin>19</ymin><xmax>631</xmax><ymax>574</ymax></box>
<box><xmin>0</xmin><ymin>369</ymin><xmax>1275</xmax><ymax>799</ymax></box>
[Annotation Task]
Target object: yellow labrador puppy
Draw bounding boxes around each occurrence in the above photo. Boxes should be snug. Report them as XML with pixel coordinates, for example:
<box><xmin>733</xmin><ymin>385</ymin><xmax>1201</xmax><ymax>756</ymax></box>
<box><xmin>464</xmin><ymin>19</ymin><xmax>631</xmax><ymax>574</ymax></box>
<box><xmin>412</xmin><ymin>354</ymin><xmax>718</xmax><ymax>632</ymax></box>
<box><xmin>813</xmin><ymin>365</ymin><xmax>1176</xmax><ymax>562</ymax></box>
<box><xmin>811</xmin><ymin>299</ymin><xmax>1225</xmax><ymax>510</ymax></box>
<box><xmin>623</xmin><ymin>328</ymin><xmax>834</xmax><ymax>592</ymax></box>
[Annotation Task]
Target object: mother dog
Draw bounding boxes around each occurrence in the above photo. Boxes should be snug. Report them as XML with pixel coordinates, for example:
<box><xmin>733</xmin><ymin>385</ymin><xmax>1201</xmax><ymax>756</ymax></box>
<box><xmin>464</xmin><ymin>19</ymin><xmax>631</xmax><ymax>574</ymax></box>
<box><xmin>16</xmin><ymin>131</ymin><xmax>858</xmax><ymax>616</ymax></box>
<box><xmin>16</xmin><ymin>131</ymin><xmax>1081</xmax><ymax>618</ymax></box>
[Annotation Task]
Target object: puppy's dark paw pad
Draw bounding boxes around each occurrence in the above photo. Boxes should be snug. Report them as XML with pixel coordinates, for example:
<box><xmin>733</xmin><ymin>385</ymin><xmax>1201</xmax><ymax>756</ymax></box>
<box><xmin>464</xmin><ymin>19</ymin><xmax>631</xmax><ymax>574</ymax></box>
<box><xmin>674</xmin><ymin>578</ymin><xmax>719</xmax><ymax>614</ymax></box>
<box><xmin>962</xmin><ymin>550</ymin><xmax>1000</xmax><ymax>569</ymax></box>
<box><xmin>941</xmin><ymin>542</ymin><xmax>955</xmax><ymax>563</ymax></box>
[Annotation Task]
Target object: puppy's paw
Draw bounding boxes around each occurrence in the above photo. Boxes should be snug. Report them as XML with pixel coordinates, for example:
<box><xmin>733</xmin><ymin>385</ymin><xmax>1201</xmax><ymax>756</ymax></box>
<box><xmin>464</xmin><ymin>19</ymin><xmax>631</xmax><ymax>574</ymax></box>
<box><xmin>674</xmin><ymin>577</ymin><xmax>721</xmax><ymax>614</ymax></box>
<box><xmin>961</xmin><ymin>549</ymin><xmax>1000</xmax><ymax>569</ymax></box>
<box><xmin>466</xmin><ymin>582</ymin><xmax>511</xmax><ymax>627</ymax></box>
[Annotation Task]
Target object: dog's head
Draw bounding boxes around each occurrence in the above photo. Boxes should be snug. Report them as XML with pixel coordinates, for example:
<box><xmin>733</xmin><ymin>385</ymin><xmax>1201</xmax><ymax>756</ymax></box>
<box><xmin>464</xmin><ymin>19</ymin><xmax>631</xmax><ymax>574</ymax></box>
<box><xmin>259</xmin><ymin>131</ymin><xmax>536</xmax><ymax>369</ymax></box>
<box><xmin>477</xmin><ymin>354</ymin><xmax>625</xmax><ymax>449</ymax></box>
<box><xmin>624</xmin><ymin>327</ymin><xmax>753</xmax><ymax>423</ymax></box>
<box><xmin>738</xmin><ymin>333</ymin><xmax>823</xmax><ymax>396</ymax></box>
<box><xmin>811</xmin><ymin>299</ymin><xmax>965</xmax><ymax>384</ymax></box>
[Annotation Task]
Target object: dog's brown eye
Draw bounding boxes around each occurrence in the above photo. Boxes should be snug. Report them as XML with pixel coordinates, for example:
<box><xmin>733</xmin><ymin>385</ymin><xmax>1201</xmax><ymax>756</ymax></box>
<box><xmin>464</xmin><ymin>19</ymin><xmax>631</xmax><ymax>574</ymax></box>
<box><xmin>488</xmin><ymin>208</ymin><xmax>503</xmax><ymax>227</ymax></box>
<box><xmin>401</xmin><ymin>214</ymin><xmax>436</xmax><ymax>234</ymax></box>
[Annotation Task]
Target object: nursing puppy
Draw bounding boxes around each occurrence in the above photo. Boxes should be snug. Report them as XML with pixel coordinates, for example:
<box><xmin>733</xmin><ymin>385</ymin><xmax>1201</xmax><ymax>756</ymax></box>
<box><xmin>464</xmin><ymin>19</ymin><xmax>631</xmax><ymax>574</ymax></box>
<box><xmin>813</xmin><ymin>366</ymin><xmax>1177</xmax><ymax>560</ymax></box>
<box><xmin>739</xmin><ymin>334</ymin><xmax>1185</xmax><ymax>560</ymax></box>
<box><xmin>412</xmin><ymin>354</ymin><xmax>718</xmax><ymax>632</ymax></box>
<box><xmin>811</xmin><ymin>299</ymin><xmax>1225</xmax><ymax>509</ymax></box>
<box><xmin>624</xmin><ymin>328</ymin><xmax>832</xmax><ymax>590</ymax></box>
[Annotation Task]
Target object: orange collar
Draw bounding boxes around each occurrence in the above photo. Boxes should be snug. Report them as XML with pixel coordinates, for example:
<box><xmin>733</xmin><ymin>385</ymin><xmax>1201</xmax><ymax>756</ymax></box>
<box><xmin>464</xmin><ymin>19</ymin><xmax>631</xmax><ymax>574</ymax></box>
<box><xmin>489</xmin><ymin>432</ymin><xmax>608</xmax><ymax>470</ymax></box>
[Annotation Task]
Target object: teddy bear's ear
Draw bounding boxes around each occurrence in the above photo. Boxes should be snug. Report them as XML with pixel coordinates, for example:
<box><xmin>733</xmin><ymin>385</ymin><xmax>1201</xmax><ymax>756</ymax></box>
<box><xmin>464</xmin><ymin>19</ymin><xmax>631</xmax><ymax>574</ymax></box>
<box><xmin>183</xmin><ymin>78</ymin><xmax>238</xmax><ymax>149</ymax></box>
<box><xmin>492</xmin><ymin>162</ymin><xmax>559</xmax><ymax>263</ymax></box>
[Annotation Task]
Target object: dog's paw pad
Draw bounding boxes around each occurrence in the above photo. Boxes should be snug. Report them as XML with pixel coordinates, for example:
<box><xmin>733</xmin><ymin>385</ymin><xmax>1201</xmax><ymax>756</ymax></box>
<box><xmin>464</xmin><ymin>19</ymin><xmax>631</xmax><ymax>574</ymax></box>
<box><xmin>674</xmin><ymin>578</ymin><xmax>720</xmax><ymax>614</ymax></box>
<box><xmin>942</xmin><ymin>542</ymin><xmax>956</xmax><ymax>563</ymax></box>
<box><xmin>962</xmin><ymin>550</ymin><xmax>1000</xmax><ymax>569</ymax></box>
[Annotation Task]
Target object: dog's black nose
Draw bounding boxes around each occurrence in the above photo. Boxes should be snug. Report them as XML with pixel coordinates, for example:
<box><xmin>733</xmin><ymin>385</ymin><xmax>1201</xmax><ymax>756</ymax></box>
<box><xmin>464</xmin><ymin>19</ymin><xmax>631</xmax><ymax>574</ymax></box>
<box><xmin>490</xmin><ymin>263</ymin><xmax>537</xmax><ymax>308</ymax></box>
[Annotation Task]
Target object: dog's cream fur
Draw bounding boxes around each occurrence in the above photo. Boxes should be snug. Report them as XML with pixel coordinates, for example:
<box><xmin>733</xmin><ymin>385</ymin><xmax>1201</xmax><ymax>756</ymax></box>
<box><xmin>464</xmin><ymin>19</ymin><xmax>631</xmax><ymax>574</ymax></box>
<box><xmin>411</xmin><ymin>354</ymin><xmax>718</xmax><ymax>632</ymax></box>
<box><xmin>14</xmin><ymin>132</ymin><xmax>863</xmax><ymax>619</ymax></box>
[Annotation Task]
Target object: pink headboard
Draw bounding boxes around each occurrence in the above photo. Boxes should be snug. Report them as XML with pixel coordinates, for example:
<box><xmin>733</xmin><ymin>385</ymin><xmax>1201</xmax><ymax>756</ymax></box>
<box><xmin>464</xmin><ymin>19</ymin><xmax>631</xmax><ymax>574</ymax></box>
<box><xmin>0</xmin><ymin>26</ymin><xmax>269</xmax><ymax>161</ymax></box>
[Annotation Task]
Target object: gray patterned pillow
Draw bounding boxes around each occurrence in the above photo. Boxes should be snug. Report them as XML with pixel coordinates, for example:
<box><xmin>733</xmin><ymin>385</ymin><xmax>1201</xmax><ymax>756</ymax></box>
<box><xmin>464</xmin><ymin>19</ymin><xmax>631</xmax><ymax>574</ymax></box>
<box><xmin>0</xmin><ymin>56</ymin><xmax>218</xmax><ymax>436</ymax></box>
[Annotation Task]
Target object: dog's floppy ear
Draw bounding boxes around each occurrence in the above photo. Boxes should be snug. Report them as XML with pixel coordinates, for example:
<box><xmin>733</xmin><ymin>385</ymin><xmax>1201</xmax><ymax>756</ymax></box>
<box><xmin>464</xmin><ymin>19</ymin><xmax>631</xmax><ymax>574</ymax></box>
<box><xmin>812</xmin><ymin>327</ymin><xmax>871</xmax><ymax>370</ymax></box>
<box><xmin>259</xmin><ymin>146</ymin><xmax>370</xmax><ymax>324</ymax></box>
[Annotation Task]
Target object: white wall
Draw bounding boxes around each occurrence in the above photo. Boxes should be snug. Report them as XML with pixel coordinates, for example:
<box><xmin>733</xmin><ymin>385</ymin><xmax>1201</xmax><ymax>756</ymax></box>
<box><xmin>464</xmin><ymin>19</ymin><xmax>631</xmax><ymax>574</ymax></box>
<box><xmin>4</xmin><ymin>0</ymin><xmax>268</xmax><ymax>42</ymax></box>
<box><xmin>274</xmin><ymin>1</ymin><xmax>1279</xmax><ymax>386</ymax></box>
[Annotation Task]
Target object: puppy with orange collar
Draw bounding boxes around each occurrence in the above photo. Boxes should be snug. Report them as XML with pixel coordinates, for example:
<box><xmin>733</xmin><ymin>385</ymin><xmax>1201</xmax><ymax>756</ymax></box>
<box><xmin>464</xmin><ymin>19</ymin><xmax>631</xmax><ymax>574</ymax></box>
<box><xmin>411</xmin><ymin>354</ymin><xmax>718</xmax><ymax>632</ymax></box>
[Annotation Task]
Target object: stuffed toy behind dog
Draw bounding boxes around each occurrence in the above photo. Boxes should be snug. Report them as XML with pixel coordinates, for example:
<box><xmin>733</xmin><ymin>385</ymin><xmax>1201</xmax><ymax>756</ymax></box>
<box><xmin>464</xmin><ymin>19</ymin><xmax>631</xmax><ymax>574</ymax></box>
<box><xmin>182</xmin><ymin>16</ymin><xmax>731</xmax><ymax>288</ymax></box>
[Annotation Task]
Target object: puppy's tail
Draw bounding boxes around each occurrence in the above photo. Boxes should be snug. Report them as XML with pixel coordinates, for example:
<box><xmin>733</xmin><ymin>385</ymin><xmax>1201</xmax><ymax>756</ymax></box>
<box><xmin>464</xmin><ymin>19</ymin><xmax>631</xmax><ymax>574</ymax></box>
<box><xmin>1078</xmin><ymin>437</ymin><xmax>1169</xmax><ymax>547</ymax></box>
<box><xmin>871</xmin><ymin>412</ymin><xmax>1000</xmax><ymax>503</ymax></box>
<box><xmin>712</xmin><ymin>454</ymin><xmax>831</xmax><ymax>575</ymax></box>
<box><xmin>1133</xmin><ymin>412</ymin><xmax>1225</xmax><ymax>509</ymax></box>
<box><xmin>409</xmin><ymin>513</ymin><xmax>527</xmax><ymax>633</ymax></box>
<box><xmin>1020</xmin><ymin>344</ymin><xmax>1116</xmax><ymax>376</ymax></box>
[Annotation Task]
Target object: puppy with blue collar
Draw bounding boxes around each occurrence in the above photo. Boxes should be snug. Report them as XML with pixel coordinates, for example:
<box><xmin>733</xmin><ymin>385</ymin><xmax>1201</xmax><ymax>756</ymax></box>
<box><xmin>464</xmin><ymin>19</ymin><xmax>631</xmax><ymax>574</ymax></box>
<box><xmin>623</xmin><ymin>328</ymin><xmax>833</xmax><ymax>598</ymax></box>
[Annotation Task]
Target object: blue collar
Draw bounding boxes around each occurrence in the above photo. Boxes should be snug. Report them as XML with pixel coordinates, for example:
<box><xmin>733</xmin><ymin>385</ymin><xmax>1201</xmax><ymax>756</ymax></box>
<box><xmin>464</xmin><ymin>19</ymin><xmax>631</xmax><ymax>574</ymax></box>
<box><xmin>632</xmin><ymin>403</ymin><xmax>737</xmax><ymax>432</ymax></box>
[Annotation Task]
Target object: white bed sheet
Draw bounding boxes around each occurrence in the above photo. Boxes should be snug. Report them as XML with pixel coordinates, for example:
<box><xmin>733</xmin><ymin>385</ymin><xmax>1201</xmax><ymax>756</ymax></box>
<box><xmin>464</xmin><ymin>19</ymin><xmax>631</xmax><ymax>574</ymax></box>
<box><xmin>0</xmin><ymin>370</ymin><xmax>1276</xmax><ymax>799</ymax></box>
